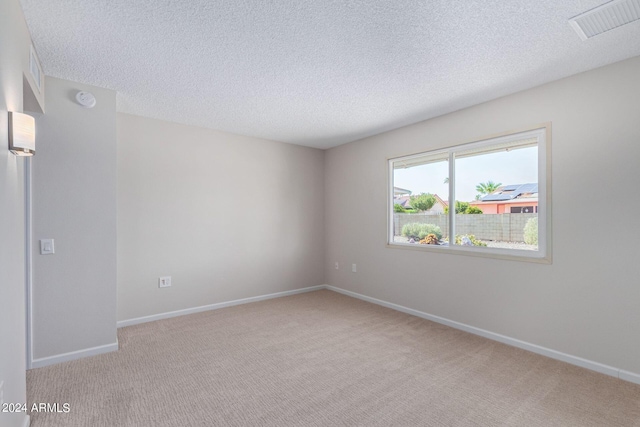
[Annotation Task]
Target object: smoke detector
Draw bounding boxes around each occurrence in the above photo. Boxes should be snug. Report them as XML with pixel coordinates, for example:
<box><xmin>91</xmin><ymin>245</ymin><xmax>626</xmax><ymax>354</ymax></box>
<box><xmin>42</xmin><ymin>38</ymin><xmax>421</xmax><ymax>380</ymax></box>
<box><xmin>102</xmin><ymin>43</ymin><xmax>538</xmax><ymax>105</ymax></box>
<box><xmin>75</xmin><ymin>91</ymin><xmax>97</xmax><ymax>108</ymax></box>
<box><xmin>569</xmin><ymin>0</ymin><xmax>640</xmax><ymax>40</ymax></box>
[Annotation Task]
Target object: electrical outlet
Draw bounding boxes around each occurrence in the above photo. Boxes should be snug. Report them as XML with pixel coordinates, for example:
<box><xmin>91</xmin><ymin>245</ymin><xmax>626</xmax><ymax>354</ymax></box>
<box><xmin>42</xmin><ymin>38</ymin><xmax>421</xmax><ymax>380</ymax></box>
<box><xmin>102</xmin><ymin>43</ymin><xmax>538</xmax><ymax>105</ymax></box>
<box><xmin>352</xmin><ymin>264</ymin><xmax>357</xmax><ymax>273</ymax></box>
<box><xmin>158</xmin><ymin>276</ymin><xmax>172</xmax><ymax>288</ymax></box>
<box><xmin>335</xmin><ymin>262</ymin><xmax>339</xmax><ymax>270</ymax></box>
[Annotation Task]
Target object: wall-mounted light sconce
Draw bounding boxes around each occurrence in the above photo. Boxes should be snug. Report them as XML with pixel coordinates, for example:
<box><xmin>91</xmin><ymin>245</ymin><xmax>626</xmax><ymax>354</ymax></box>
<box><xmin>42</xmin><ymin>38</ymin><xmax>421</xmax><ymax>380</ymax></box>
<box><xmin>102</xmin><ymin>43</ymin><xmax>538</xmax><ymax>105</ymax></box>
<box><xmin>8</xmin><ymin>111</ymin><xmax>36</xmax><ymax>156</ymax></box>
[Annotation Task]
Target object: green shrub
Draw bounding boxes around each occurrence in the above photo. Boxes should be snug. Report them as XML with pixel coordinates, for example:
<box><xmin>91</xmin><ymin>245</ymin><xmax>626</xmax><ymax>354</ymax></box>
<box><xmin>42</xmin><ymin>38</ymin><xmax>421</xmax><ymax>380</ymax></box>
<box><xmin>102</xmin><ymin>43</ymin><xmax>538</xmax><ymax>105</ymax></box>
<box><xmin>465</xmin><ymin>206</ymin><xmax>483</xmax><ymax>214</ymax></box>
<box><xmin>394</xmin><ymin>204</ymin><xmax>406</xmax><ymax>213</ymax></box>
<box><xmin>409</xmin><ymin>193</ymin><xmax>436</xmax><ymax>211</ymax></box>
<box><xmin>401</xmin><ymin>223</ymin><xmax>443</xmax><ymax>240</ymax></box>
<box><xmin>523</xmin><ymin>217</ymin><xmax>538</xmax><ymax>245</ymax></box>
<box><xmin>445</xmin><ymin>201</ymin><xmax>472</xmax><ymax>214</ymax></box>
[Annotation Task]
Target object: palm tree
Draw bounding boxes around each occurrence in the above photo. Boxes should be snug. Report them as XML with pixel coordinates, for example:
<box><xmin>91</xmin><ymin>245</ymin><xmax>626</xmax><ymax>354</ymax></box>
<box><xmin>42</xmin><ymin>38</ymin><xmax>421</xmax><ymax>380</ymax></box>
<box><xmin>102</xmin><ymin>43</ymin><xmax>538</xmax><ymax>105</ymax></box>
<box><xmin>476</xmin><ymin>180</ymin><xmax>502</xmax><ymax>196</ymax></box>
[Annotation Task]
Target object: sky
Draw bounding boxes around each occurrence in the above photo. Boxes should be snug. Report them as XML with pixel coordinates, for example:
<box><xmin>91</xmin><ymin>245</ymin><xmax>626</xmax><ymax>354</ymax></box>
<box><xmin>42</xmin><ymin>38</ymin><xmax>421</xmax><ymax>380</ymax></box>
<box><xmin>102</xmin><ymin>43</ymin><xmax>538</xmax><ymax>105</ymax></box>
<box><xmin>393</xmin><ymin>147</ymin><xmax>537</xmax><ymax>202</ymax></box>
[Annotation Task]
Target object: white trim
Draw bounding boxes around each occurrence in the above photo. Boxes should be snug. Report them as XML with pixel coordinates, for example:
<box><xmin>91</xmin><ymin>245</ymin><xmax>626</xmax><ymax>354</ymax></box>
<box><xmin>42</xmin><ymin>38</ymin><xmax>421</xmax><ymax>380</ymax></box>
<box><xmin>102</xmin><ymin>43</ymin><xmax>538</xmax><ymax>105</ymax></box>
<box><xmin>37</xmin><ymin>284</ymin><xmax>640</xmax><ymax>386</ymax></box>
<box><xmin>324</xmin><ymin>285</ymin><xmax>640</xmax><ymax>385</ymax></box>
<box><xmin>117</xmin><ymin>285</ymin><xmax>325</xmax><ymax>328</ymax></box>
<box><xmin>31</xmin><ymin>341</ymin><xmax>119</xmax><ymax>369</ymax></box>
<box><xmin>22</xmin><ymin>414</ymin><xmax>31</xmax><ymax>427</ymax></box>
<box><xmin>387</xmin><ymin>158</ymin><xmax>394</xmax><ymax>244</ymax></box>
<box><xmin>448</xmin><ymin>151</ymin><xmax>455</xmax><ymax>242</ymax></box>
<box><xmin>619</xmin><ymin>370</ymin><xmax>640</xmax><ymax>385</ymax></box>
<box><xmin>385</xmin><ymin>241</ymin><xmax>550</xmax><ymax>264</ymax></box>
<box><xmin>25</xmin><ymin>157</ymin><xmax>33</xmax><ymax>369</ymax></box>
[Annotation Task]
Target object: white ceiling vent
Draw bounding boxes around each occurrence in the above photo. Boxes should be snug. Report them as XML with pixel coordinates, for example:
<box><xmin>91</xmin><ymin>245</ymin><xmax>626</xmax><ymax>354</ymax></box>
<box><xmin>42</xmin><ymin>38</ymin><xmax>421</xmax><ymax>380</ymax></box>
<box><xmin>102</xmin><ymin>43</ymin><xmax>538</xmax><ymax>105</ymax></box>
<box><xmin>569</xmin><ymin>0</ymin><xmax>640</xmax><ymax>40</ymax></box>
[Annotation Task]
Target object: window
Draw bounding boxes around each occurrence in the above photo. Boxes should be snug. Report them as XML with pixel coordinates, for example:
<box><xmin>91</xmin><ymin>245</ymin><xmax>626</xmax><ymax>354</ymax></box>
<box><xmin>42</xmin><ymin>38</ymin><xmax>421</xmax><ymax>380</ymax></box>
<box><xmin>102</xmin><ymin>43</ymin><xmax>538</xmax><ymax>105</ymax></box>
<box><xmin>510</xmin><ymin>206</ymin><xmax>536</xmax><ymax>214</ymax></box>
<box><xmin>388</xmin><ymin>126</ymin><xmax>550</xmax><ymax>262</ymax></box>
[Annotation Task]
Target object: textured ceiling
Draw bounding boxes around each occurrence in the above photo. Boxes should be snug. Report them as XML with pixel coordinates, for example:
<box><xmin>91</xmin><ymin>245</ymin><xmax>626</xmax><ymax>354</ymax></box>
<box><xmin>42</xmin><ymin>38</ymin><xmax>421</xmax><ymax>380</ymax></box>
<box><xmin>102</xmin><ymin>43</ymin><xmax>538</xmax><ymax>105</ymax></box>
<box><xmin>19</xmin><ymin>0</ymin><xmax>640</xmax><ymax>149</ymax></box>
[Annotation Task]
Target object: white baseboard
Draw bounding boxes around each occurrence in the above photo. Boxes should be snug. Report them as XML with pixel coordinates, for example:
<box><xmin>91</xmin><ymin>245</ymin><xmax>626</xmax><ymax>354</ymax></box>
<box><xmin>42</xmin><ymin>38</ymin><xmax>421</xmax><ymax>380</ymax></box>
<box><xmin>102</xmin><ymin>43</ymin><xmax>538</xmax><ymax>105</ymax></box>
<box><xmin>23</xmin><ymin>415</ymin><xmax>30</xmax><ymax>427</ymax></box>
<box><xmin>31</xmin><ymin>341</ymin><xmax>119</xmax><ymax>369</ymax></box>
<box><xmin>33</xmin><ymin>284</ymin><xmax>640</xmax><ymax>387</ymax></box>
<box><xmin>324</xmin><ymin>285</ymin><xmax>640</xmax><ymax>386</ymax></box>
<box><xmin>619</xmin><ymin>370</ymin><xmax>640</xmax><ymax>385</ymax></box>
<box><xmin>117</xmin><ymin>285</ymin><xmax>325</xmax><ymax>328</ymax></box>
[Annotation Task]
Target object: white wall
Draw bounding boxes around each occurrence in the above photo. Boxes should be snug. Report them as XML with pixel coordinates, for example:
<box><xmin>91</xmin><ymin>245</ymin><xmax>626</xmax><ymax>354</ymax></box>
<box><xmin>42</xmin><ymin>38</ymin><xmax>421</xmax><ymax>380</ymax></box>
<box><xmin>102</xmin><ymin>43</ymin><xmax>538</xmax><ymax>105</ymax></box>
<box><xmin>325</xmin><ymin>56</ymin><xmax>640</xmax><ymax>375</ymax></box>
<box><xmin>117</xmin><ymin>114</ymin><xmax>325</xmax><ymax>322</ymax></box>
<box><xmin>0</xmin><ymin>1</ymin><xmax>43</xmax><ymax>426</ymax></box>
<box><xmin>31</xmin><ymin>77</ymin><xmax>118</xmax><ymax>362</ymax></box>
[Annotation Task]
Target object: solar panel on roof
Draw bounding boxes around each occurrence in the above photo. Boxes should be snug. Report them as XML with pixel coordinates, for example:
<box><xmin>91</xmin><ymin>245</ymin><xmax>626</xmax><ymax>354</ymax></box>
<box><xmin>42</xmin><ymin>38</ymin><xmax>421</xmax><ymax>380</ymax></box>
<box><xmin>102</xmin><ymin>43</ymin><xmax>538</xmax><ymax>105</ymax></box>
<box><xmin>518</xmin><ymin>183</ymin><xmax>538</xmax><ymax>193</ymax></box>
<box><xmin>482</xmin><ymin>194</ymin><xmax>515</xmax><ymax>201</ymax></box>
<box><xmin>479</xmin><ymin>183</ymin><xmax>539</xmax><ymax>202</ymax></box>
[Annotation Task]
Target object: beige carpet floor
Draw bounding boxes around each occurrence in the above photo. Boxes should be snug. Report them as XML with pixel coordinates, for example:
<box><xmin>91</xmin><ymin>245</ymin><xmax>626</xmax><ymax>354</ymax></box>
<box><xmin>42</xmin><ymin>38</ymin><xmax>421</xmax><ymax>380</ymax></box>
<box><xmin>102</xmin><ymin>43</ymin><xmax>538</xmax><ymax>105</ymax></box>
<box><xmin>28</xmin><ymin>289</ymin><xmax>640</xmax><ymax>426</ymax></box>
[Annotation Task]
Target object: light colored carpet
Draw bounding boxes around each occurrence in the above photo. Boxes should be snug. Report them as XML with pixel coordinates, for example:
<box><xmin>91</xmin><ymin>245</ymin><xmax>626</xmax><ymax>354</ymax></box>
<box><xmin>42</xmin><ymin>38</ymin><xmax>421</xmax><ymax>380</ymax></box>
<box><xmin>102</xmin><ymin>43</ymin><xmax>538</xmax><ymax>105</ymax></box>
<box><xmin>28</xmin><ymin>289</ymin><xmax>640</xmax><ymax>426</ymax></box>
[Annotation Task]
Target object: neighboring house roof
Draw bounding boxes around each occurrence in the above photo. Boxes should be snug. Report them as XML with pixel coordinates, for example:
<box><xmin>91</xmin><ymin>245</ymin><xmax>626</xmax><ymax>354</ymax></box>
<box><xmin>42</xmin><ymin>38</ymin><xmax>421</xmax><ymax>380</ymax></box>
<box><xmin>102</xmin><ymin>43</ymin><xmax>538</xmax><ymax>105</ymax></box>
<box><xmin>394</xmin><ymin>195</ymin><xmax>411</xmax><ymax>208</ymax></box>
<box><xmin>393</xmin><ymin>186</ymin><xmax>412</xmax><ymax>196</ymax></box>
<box><xmin>433</xmin><ymin>194</ymin><xmax>448</xmax><ymax>208</ymax></box>
<box><xmin>476</xmin><ymin>183</ymin><xmax>538</xmax><ymax>202</ymax></box>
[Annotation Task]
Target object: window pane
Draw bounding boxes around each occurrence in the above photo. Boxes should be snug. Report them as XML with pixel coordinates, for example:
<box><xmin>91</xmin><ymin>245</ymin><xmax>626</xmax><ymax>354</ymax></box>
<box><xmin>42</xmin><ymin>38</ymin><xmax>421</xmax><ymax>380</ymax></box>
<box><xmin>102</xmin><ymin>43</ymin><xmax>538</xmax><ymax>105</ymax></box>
<box><xmin>392</xmin><ymin>157</ymin><xmax>449</xmax><ymax>245</ymax></box>
<box><xmin>453</xmin><ymin>145</ymin><xmax>538</xmax><ymax>251</ymax></box>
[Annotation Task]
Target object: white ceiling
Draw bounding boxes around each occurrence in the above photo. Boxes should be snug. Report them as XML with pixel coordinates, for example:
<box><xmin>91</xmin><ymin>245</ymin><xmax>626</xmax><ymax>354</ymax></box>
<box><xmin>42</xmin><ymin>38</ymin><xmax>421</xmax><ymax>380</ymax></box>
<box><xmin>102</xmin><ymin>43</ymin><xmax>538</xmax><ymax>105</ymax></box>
<box><xmin>19</xmin><ymin>0</ymin><xmax>640</xmax><ymax>149</ymax></box>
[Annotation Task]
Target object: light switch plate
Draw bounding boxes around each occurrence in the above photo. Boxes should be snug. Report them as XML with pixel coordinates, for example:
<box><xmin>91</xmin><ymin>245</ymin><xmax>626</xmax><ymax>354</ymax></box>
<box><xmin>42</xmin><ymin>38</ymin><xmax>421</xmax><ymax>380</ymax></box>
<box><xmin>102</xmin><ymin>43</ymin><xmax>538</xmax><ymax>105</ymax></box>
<box><xmin>40</xmin><ymin>239</ymin><xmax>55</xmax><ymax>255</ymax></box>
<box><xmin>158</xmin><ymin>276</ymin><xmax>172</xmax><ymax>288</ymax></box>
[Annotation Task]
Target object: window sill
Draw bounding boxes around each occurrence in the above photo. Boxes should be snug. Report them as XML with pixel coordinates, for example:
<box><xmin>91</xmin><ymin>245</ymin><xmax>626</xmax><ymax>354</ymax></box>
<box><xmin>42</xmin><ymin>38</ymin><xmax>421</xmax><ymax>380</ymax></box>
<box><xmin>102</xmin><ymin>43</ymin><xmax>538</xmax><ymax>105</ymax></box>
<box><xmin>386</xmin><ymin>241</ymin><xmax>552</xmax><ymax>264</ymax></box>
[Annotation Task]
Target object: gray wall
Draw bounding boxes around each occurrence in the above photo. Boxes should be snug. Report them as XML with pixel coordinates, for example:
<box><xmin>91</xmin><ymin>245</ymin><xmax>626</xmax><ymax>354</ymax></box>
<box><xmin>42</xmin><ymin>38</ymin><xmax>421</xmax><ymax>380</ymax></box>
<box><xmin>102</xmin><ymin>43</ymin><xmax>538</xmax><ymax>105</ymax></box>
<box><xmin>32</xmin><ymin>77</ymin><xmax>117</xmax><ymax>360</ymax></box>
<box><xmin>0</xmin><ymin>1</ymin><xmax>43</xmax><ymax>426</ymax></box>
<box><xmin>117</xmin><ymin>114</ymin><xmax>325</xmax><ymax>321</ymax></box>
<box><xmin>325</xmin><ymin>56</ymin><xmax>640</xmax><ymax>375</ymax></box>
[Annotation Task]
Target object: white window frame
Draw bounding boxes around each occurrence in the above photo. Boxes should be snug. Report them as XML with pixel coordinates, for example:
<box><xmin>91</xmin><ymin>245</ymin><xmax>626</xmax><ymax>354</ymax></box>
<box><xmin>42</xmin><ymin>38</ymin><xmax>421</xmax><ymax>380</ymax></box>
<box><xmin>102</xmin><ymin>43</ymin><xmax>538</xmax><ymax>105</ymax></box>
<box><xmin>387</xmin><ymin>124</ymin><xmax>552</xmax><ymax>263</ymax></box>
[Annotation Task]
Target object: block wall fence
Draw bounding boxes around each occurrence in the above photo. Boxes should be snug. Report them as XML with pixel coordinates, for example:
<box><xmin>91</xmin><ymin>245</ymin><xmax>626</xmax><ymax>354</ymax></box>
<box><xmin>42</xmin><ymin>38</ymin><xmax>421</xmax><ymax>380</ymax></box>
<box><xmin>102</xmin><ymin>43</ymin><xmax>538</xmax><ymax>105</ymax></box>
<box><xmin>394</xmin><ymin>213</ymin><xmax>537</xmax><ymax>242</ymax></box>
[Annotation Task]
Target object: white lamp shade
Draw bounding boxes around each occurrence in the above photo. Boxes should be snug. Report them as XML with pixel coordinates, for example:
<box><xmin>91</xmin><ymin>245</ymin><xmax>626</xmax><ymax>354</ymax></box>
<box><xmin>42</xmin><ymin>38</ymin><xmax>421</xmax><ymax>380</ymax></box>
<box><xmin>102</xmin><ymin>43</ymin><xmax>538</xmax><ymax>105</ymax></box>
<box><xmin>9</xmin><ymin>111</ymin><xmax>36</xmax><ymax>156</ymax></box>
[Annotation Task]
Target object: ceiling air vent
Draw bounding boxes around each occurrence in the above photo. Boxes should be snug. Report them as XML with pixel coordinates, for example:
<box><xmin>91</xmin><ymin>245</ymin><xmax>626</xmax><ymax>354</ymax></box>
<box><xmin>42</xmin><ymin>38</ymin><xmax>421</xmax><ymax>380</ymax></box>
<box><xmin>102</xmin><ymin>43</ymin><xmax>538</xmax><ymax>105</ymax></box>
<box><xmin>569</xmin><ymin>0</ymin><xmax>640</xmax><ymax>40</ymax></box>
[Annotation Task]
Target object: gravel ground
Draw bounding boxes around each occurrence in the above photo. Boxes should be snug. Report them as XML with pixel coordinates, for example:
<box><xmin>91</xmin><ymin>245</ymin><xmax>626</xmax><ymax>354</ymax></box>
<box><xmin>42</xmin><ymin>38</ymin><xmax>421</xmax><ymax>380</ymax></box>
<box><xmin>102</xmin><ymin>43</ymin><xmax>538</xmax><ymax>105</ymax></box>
<box><xmin>393</xmin><ymin>236</ymin><xmax>537</xmax><ymax>251</ymax></box>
